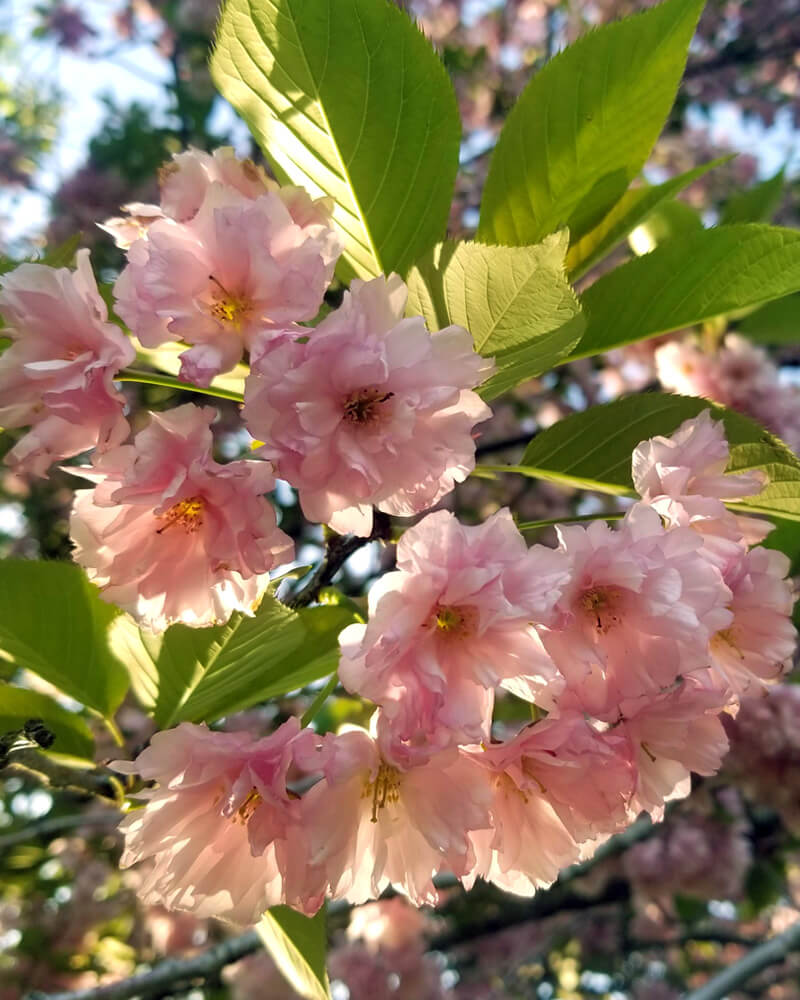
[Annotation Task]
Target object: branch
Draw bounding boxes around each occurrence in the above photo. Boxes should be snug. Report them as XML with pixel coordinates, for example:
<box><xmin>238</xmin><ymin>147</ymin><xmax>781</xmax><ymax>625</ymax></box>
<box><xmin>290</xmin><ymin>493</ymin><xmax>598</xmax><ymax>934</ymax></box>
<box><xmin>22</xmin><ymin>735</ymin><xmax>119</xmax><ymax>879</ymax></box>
<box><xmin>431</xmin><ymin>816</ymin><xmax>657</xmax><ymax>951</ymax></box>
<box><xmin>287</xmin><ymin>512</ymin><xmax>391</xmax><ymax>609</ymax></box>
<box><xmin>2</xmin><ymin>746</ymin><xmax>126</xmax><ymax>805</ymax></box>
<box><xmin>24</xmin><ymin>930</ymin><xmax>263</xmax><ymax>1000</ymax></box>
<box><xmin>684</xmin><ymin>37</ymin><xmax>800</xmax><ymax>80</ymax></box>
<box><xmin>0</xmin><ymin>809</ymin><xmax>120</xmax><ymax>851</ymax></box>
<box><xmin>685</xmin><ymin>919</ymin><xmax>800</xmax><ymax>1000</ymax></box>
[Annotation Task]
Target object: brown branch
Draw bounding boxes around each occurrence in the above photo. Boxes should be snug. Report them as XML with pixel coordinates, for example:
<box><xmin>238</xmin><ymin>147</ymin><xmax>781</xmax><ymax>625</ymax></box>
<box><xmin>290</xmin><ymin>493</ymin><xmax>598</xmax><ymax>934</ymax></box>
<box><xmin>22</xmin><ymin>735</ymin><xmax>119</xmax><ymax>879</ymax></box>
<box><xmin>287</xmin><ymin>511</ymin><xmax>391</xmax><ymax>609</ymax></box>
<box><xmin>685</xmin><ymin>919</ymin><xmax>800</xmax><ymax>1000</ymax></box>
<box><xmin>2</xmin><ymin>746</ymin><xmax>126</xmax><ymax>805</ymax></box>
<box><xmin>24</xmin><ymin>930</ymin><xmax>263</xmax><ymax>1000</ymax></box>
<box><xmin>0</xmin><ymin>810</ymin><xmax>120</xmax><ymax>851</ymax></box>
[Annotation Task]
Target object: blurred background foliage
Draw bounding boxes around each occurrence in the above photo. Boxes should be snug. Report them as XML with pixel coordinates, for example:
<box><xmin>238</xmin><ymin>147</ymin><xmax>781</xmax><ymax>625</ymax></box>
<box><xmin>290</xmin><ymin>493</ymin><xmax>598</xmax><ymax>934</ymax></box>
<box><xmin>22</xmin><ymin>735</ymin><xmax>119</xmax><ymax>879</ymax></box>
<box><xmin>1</xmin><ymin>2</ymin><xmax>800</xmax><ymax>998</ymax></box>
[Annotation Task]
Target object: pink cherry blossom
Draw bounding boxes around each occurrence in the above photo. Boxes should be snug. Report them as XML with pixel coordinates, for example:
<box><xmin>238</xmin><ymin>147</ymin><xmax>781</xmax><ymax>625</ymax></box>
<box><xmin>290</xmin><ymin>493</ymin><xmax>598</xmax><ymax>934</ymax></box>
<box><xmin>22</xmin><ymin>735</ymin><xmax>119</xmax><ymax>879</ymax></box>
<box><xmin>709</xmin><ymin>545</ymin><xmax>796</xmax><ymax>698</ymax></box>
<box><xmin>0</xmin><ymin>250</ymin><xmax>135</xmax><ymax>476</ymax></box>
<box><xmin>99</xmin><ymin>202</ymin><xmax>164</xmax><ymax>250</ymax></box>
<box><xmin>338</xmin><ymin>509</ymin><xmax>568</xmax><ymax>757</ymax></box>
<box><xmin>655</xmin><ymin>335</ymin><xmax>800</xmax><ymax>453</ymax></box>
<box><xmin>632</xmin><ymin>409</ymin><xmax>763</xmax><ymax>503</ymax></box>
<box><xmin>539</xmin><ymin>504</ymin><xmax>732</xmax><ymax>718</ymax></box>
<box><xmin>69</xmin><ymin>403</ymin><xmax>293</xmax><ymax>631</ymax></box>
<box><xmin>113</xmin><ymin>166</ymin><xmax>341</xmax><ymax>385</ymax></box>
<box><xmin>113</xmin><ymin>720</ymin><xmax>323</xmax><ymax>924</ymax></box>
<box><xmin>158</xmin><ymin>147</ymin><xmax>272</xmax><ymax>223</ymax></box>
<box><xmin>632</xmin><ymin>409</ymin><xmax>770</xmax><ymax>564</ymax></box>
<box><xmin>244</xmin><ymin>275</ymin><xmax>494</xmax><ymax>535</ymax></box>
<box><xmin>298</xmin><ymin>724</ymin><xmax>491</xmax><ymax>906</ymax></box>
<box><xmin>464</xmin><ymin>714</ymin><xmax>634</xmax><ymax>897</ymax></box>
<box><xmin>618</xmin><ymin>677</ymin><xmax>731</xmax><ymax>818</ymax></box>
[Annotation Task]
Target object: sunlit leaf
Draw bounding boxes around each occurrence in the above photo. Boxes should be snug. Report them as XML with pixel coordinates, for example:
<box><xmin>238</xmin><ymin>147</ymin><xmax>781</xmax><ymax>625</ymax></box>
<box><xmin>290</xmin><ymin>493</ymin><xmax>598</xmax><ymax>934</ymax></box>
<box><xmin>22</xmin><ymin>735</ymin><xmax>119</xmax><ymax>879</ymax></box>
<box><xmin>258</xmin><ymin>906</ymin><xmax>331</xmax><ymax>1000</ymax></box>
<box><xmin>211</xmin><ymin>0</ymin><xmax>460</xmax><ymax>279</ymax></box>
<box><xmin>478</xmin><ymin>0</ymin><xmax>704</xmax><ymax>246</ymax></box>
<box><xmin>0</xmin><ymin>561</ymin><xmax>128</xmax><ymax>718</ymax></box>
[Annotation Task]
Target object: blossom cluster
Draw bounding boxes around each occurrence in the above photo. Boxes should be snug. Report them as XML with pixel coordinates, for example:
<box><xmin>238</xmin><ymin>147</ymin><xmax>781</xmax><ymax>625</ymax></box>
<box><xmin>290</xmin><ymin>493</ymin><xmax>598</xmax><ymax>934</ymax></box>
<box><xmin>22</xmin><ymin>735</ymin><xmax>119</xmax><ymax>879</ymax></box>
<box><xmin>656</xmin><ymin>334</ymin><xmax>800</xmax><ymax>454</ymax></box>
<box><xmin>0</xmin><ymin>147</ymin><xmax>492</xmax><ymax>629</ymax></box>
<box><xmin>1</xmin><ymin>145</ymin><xmax>796</xmax><ymax>926</ymax></box>
<box><xmin>113</xmin><ymin>412</ymin><xmax>796</xmax><ymax>923</ymax></box>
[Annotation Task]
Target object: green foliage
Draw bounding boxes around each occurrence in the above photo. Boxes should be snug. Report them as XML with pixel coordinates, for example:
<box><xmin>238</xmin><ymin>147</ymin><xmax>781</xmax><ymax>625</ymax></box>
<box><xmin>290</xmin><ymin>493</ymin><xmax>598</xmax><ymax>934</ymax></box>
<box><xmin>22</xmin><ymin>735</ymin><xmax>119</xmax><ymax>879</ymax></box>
<box><xmin>720</xmin><ymin>168</ymin><xmax>785</xmax><ymax>225</ymax></box>
<box><xmin>565</xmin><ymin>159</ymin><xmax>726</xmax><ymax>279</ymax></box>
<box><xmin>736</xmin><ymin>293</ymin><xmax>800</xmax><ymax>345</ymax></box>
<box><xmin>0</xmin><ymin>561</ymin><xmax>128</xmax><ymax>718</ymax></box>
<box><xmin>110</xmin><ymin>597</ymin><xmax>353</xmax><ymax>726</ymax></box>
<box><xmin>407</xmin><ymin>232</ymin><xmax>584</xmax><ymax>397</ymax></box>
<box><xmin>570</xmin><ymin>224</ymin><xmax>800</xmax><ymax>360</ymax></box>
<box><xmin>505</xmin><ymin>393</ymin><xmax>800</xmax><ymax>522</ymax></box>
<box><xmin>628</xmin><ymin>198</ymin><xmax>703</xmax><ymax>251</ymax></box>
<box><xmin>477</xmin><ymin>0</ymin><xmax>704</xmax><ymax>246</ymax></box>
<box><xmin>211</xmin><ymin>0</ymin><xmax>460</xmax><ymax>280</ymax></box>
<box><xmin>0</xmin><ymin>684</ymin><xmax>94</xmax><ymax>759</ymax></box>
<box><xmin>258</xmin><ymin>906</ymin><xmax>331</xmax><ymax>1000</ymax></box>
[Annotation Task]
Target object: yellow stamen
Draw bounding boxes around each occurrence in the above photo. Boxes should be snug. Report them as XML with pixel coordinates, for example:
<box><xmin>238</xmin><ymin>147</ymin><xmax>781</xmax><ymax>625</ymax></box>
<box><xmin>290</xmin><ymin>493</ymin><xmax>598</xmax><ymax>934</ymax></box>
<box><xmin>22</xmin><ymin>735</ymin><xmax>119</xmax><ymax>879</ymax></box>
<box><xmin>234</xmin><ymin>788</ymin><xmax>262</xmax><ymax>824</ymax></box>
<box><xmin>157</xmin><ymin>496</ymin><xmax>205</xmax><ymax>534</ymax></box>
<box><xmin>435</xmin><ymin>606</ymin><xmax>464</xmax><ymax>632</ymax></box>
<box><xmin>208</xmin><ymin>275</ymin><xmax>251</xmax><ymax>329</ymax></box>
<box><xmin>361</xmin><ymin>763</ymin><xmax>401</xmax><ymax>823</ymax></box>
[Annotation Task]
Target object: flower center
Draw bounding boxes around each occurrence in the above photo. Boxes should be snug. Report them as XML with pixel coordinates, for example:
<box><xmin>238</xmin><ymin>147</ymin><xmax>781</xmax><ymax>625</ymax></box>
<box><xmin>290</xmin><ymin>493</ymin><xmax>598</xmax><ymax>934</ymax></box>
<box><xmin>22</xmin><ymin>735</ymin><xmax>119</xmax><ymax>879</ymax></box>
<box><xmin>208</xmin><ymin>275</ymin><xmax>251</xmax><ymax>329</ymax></box>
<box><xmin>342</xmin><ymin>387</ymin><xmax>394</xmax><ymax>425</ymax></box>
<box><xmin>233</xmin><ymin>787</ymin><xmax>262</xmax><ymax>825</ymax></box>
<box><xmin>580</xmin><ymin>586</ymin><xmax>622</xmax><ymax>633</ymax></box>
<box><xmin>362</xmin><ymin>762</ymin><xmax>401</xmax><ymax>823</ymax></box>
<box><xmin>711</xmin><ymin>625</ymin><xmax>742</xmax><ymax>656</ymax></box>
<box><xmin>433</xmin><ymin>604</ymin><xmax>476</xmax><ymax>639</ymax></box>
<box><xmin>157</xmin><ymin>496</ymin><xmax>205</xmax><ymax>534</ymax></box>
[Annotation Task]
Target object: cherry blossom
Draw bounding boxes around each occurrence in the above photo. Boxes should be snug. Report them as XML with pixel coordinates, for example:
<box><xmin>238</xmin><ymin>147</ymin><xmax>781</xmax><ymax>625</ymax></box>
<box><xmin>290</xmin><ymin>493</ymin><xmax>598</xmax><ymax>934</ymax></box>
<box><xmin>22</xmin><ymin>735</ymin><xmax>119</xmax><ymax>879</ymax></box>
<box><xmin>617</xmin><ymin>677</ymin><xmax>731</xmax><ymax>819</ymax></box>
<box><xmin>338</xmin><ymin>508</ymin><xmax>568</xmax><ymax>758</ymax></box>
<box><xmin>113</xmin><ymin>720</ymin><xmax>322</xmax><ymax>924</ymax></box>
<box><xmin>244</xmin><ymin>274</ymin><xmax>494</xmax><ymax>535</ymax></box>
<box><xmin>298</xmin><ymin>724</ymin><xmax>492</xmax><ymax>906</ymax></box>
<box><xmin>0</xmin><ymin>250</ymin><xmax>134</xmax><ymax>476</ymax></box>
<box><xmin>464</xmin><ymin>714</ymin><xmax>634</xmax><ymax>897</ymax></box>
<box><xmin>113</xmin><ymin>151</ymin><xmax>341</xmax><ymax>385</ymax></box>
<box><xmin>539</xmin><ymin>504</ymin><xmax>732</xmax><ymax>717</ymax></box>
<box><xmin>70</xmin><ymin>404</ymin><xmax>293</xmax><ymax>631</ymax></box>
<box><xmin>709</xmin><ymin>545</ymin><xmax>796</xmax><ymax>697</ymax></box>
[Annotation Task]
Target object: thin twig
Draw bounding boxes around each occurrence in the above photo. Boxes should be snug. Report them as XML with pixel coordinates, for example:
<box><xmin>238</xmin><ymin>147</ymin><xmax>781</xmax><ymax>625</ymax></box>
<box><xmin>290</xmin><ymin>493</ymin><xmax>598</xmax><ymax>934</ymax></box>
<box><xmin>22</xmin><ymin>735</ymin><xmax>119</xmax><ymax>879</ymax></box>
<box><xmin>3</xmin><ymin>747</ymin><xmax>126</xmax><ymax>805</ymax></box>
<box><xmin>0</xmin><ymin>810</ymin><xmax>120</xmax><ymax>851</ymax></box>
<box><xmin>684</xmin><ymin>919</ymin><xmax>800</xmax><ymax>1000</ymax></box>
<box><xmin>287</xmin><ymin>512</ymin><xmax>391</xmax><ymax>609</ymax></box>
<box><xmin>24</xmin><ymin>930</ymin><xmax>263</xmax><ymax>1000</ymax></box>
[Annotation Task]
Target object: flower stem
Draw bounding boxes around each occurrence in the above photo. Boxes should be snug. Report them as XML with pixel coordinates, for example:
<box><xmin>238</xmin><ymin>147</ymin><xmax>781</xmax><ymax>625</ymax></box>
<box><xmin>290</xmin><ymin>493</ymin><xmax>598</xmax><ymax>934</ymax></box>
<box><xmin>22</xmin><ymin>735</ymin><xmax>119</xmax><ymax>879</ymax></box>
<box><xmin>517</xmin><ymin>512</ymin><xmax>625</xmax><ymax>532</ymax></box>
<box><xmin>300</xmin><ymin>673</ymin><xmax>340</xmax><ymax>727</ymax></box>
<box><xmin>117</xmin><ymin>369</ymin><xmax>244</xmax><ymax>403</ymax></box>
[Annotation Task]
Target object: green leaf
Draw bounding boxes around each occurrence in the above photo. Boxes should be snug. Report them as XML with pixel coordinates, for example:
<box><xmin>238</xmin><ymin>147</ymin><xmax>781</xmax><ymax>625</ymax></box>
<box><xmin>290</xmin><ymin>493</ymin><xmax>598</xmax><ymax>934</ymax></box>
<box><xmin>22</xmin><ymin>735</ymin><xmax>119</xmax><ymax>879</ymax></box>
<box><xmin>407</xmin><ymin>233</ymin><xmax>585</xmax><ymax>398</ymax></box>
<box><xmin>477</xmin><ymin>0</ymin><xmax>705</xmax><ymax>246</ymax></box>
<box><xmin>40</xmin><ymin>234</ymin><xmax>82</xmax><ymax>269</ymax></box>
<box><xmin>720</xmin><ymin>168</ymin><xmax>785</xmax><ymax>225</ymax></box>
<box><xmin>258</xmin><ymin>906</ymin><xmax>330</xmax><ymax>1000</ymax></box>
<box><xmin>211</xmin><ymin>0</ymin><xmax>460</xmax><ymax>279</ymax></box>
<box><xmin>0</xmin><ymin>684</ymin><xmax>94</xmax><ymax>759</ymax></box>
<box><xmin>627</xmin><ymin>198</ymin><xmax>703</xmax><ymax>254</ymax></box>
<box><xmin>570</xmin><ymin>224</ymin><xmax>800</xmax><ymax>360</ymax></box>
<box><xmin>762</xmin><ymin>516</ymin><xmax>800</xmax><ymax>575</ymax></box>
<box><xmin>0</xmin><ymin>561</ymin><xmax>128</xmax><ymax>718</ymax></box>
<box><xmin>736</xmin><ymin>293</ymin><xmax>800</xmax><ymax>345</ymax></box>
<box><xmin>110</xmin><ymin>597</ymin><xmax>353</xmax><ymax>727</ymax></box>
<box><xmin>505</xmin><ymin>393</ymin><xmax>800</xmax><ymax>523</ymax></box>
<box><xmin>566</xmin><ymin>159</ymin><xmax>728</xmax><ymax>279</ymax></box>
